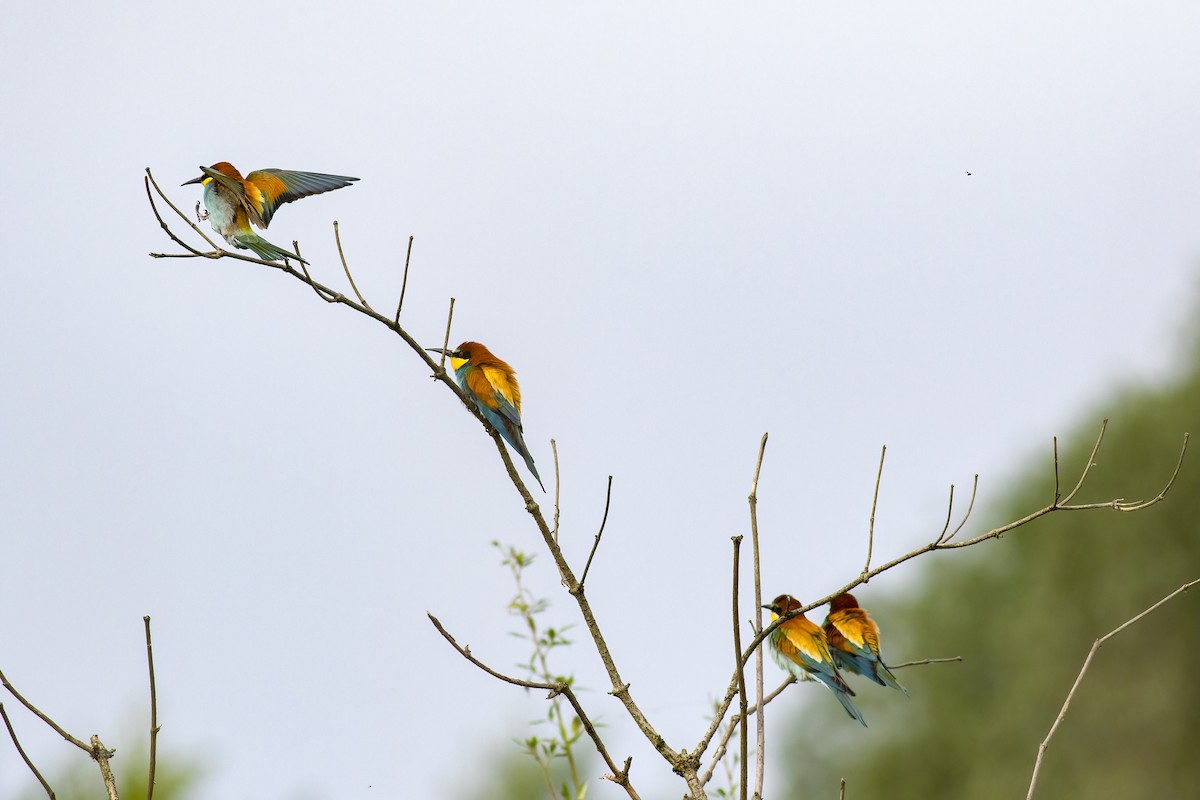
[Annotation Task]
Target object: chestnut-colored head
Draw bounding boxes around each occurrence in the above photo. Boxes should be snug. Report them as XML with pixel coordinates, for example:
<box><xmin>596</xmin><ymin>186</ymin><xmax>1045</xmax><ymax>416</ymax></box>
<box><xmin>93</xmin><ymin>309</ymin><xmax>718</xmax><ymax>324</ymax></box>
<box><xmin>764</xmin><ymin>594</ymin><xmax>804</xmax><ymax>615</ymax></box>
<box><xmin>207</xmin><ymin>161</ymin><xmax>244</xmax><ymax>180</ymax></box>
<box><xmin>829</xmin><ymin>593</ymin><xmax>860</xmax><ymax>613</ymax></box>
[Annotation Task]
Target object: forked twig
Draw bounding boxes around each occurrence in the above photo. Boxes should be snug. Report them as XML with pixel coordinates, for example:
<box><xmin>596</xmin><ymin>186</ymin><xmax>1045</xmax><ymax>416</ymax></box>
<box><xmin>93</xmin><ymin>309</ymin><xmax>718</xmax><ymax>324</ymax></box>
<box><xmin>1025</xmin><ymin>578</ymin><xmax>1200</xmax><ymax>799</ymax></box>
<box><xmin>940</xmin><ymin>474</ymin><xmax>979</xmax><ymax>544</ymax></box>
<box><xmin>427</xmin><ymin>613</ymin><xmax>641</xmax><ymax>800</ymax></box>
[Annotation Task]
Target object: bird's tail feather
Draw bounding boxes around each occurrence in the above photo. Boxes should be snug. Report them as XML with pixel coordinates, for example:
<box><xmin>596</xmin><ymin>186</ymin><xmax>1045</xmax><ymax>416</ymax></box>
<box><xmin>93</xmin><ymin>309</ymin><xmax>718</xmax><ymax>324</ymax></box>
<box><xmin>235</xmin><ymin>233</ymin><xmax>308</xmax><ymax>264</ymax></box>
<box><xmin>834</xmin><ymin>687</ymin><xmax>868</xmax><ymax>727</ymax></box>
<box><xmin>875</xmin><ymin>662</ymin><xmax>909</xmax><ymax>696</ymax></box>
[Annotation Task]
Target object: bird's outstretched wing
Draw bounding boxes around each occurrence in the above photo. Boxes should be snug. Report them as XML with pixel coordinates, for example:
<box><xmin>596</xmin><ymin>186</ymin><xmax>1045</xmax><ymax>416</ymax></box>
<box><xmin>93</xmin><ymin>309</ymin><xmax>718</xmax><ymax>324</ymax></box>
<box><xmin>243</xmin><ymin>169</ymin><xmax>360</xmax><ymax>228</ymax></box>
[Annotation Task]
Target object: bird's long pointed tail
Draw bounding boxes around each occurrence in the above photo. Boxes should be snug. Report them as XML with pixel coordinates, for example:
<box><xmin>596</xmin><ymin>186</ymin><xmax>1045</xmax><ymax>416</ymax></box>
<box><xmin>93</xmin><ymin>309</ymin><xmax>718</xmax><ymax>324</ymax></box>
<box><xmin>875</xmin><ymin>661</ymin><xmax>909</xmax><ymax>696</ymax></box>
<box><xmin>233</xmin><ymin>232</ymin><xmax>308</xmax><ymax>264</ymax></box>
<box><xmin>521</xmin><ymin>448</ymin><xmax>546</xmax><ymax>493</ymax></box>
<box><xmin>834</xmin><ymin>687</ymin><xmax>868</xmax><ymax>727</ymax></box>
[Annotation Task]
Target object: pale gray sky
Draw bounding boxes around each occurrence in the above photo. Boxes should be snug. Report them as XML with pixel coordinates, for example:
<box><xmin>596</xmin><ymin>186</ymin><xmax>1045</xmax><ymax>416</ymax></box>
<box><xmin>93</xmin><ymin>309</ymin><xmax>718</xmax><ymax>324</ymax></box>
<box><xmin>2</xmin><ymin>3</ymin><xmax>1198</xmax><ymax>798</ymax></box>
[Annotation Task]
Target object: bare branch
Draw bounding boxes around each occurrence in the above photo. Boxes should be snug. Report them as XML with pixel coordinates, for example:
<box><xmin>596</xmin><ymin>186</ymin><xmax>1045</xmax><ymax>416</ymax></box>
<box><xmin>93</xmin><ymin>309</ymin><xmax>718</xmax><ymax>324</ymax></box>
<box><xmin>1</xmin><ymin>702</ymin><xmax>56</xmax><ymax>799</ymax></box>
<box><xmin>861</xmin><ymin>445</ymin><xmax>886</xmax><ymax>580</ymax></box>
<box><xmin>333</xmin><ymin>220</ymin><xmax>372</xmax><ymax>310</ymax></box>
<box><xmin>0</xmin><ymin>668</ymin><xmax>90</xmax><ymax>752</ymax></box>
<box><xmin>144</xmin><ymin>616</ymin><xmax>159</xmax><ymax>800</ymax></box>
<box><xmin>578</xmin><ymin>476</ymin><xmax>613</xmax><ymax>588</ymax></box>
<box><xmin>393</xmin><ymin>235</ymin><xmax>415</xmax><ymax>324</ymax></box>
<box><xmin>427</xmin><ymin>613</ymin><xmax>641</xmax><ymax>800</ymax></box>
<box><xmin>699</xmin><ymin>426</ymin><xmax>1188</xmax><ymax>769</ymax></box>
<box><xmin>839</xmin><ymin>778</ymin><xmax>846</xmax><ymax>800</ymax></box>
<box><xmin>1025</xmin><ymin>578</ymin><xmax>1200</xmax><ymax>800</ymax></box>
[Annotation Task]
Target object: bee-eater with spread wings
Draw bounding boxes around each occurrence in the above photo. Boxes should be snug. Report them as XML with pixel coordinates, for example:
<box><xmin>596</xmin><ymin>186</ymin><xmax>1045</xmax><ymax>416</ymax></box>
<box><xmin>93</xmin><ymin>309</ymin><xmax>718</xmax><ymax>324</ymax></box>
<box><xmin>823</xmin><ymin>592</ymin><xmax>908</xmax><ymax>695</ymax></box>
<box><xmin>427</xmin><ymin>341</ymin><xmax>545</xmax><ymax>492</ymax></box>
<box><xmin>182</xmin><ymin>162</ymin><xmax>358</xmax><ymax>263</ymax></box>
<box><xmin>763</xmin><ymin>594</ymin><xmax>867</xmax><ymax>726</ymax></box>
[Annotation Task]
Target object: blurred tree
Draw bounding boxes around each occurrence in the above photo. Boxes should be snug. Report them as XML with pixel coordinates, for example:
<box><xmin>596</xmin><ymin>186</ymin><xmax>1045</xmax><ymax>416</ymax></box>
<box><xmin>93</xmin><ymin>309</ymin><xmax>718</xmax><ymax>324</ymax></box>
<box><xmin>780</xmin><ymin>336</ymin><xmax>1200</xmax><ymax>797</ymax></box>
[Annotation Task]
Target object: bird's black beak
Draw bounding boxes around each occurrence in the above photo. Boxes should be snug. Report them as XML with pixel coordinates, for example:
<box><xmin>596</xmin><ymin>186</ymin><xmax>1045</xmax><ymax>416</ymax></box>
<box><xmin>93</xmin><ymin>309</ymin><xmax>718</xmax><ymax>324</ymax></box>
<box><xmin>426</xmin><ymin>347</ymin><xmax>457</xmax><ymax>358</ymax></box>
<box><xmin>181</xmin><ymin>174</ymin><xmax>204</xmax><ymax>186</ymax></box>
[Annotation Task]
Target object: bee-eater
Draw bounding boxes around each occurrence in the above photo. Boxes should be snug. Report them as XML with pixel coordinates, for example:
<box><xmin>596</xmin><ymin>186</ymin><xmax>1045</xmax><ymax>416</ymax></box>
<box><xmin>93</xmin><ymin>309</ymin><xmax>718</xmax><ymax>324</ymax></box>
<box><xmin>763</xmin><ymin>594</ymin><xmax>867</xmax><ymax>726</ymax></box>
<box><xmin>182</xmin><ymin>162</ymin><xmax>358</xmax><ymax>263</ymax></box>
<box><xmin>823</xmin><ymin>592</ymin><xmax>908</xmax><ymax>695</ymax></box>
<box><xmin>426</xmin><ymin>341</ymin><xmax>546</xmax><ymax>493</ymax></box>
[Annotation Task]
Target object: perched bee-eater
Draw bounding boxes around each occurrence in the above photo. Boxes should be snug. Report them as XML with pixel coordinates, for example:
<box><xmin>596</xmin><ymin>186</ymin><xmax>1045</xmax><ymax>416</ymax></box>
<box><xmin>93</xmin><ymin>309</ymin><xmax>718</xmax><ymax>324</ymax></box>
<box><xmin>822</xmin><ymin>592</ymin><xmax>908</xmax><ymax>695</ymax></box>
<box><xmin>763</xmin><ymin>594</ymin><xmax>866</xmax><ymax>726</ymax></box>
<box><xmin>182</xmin><ymin>162</ymin><xmax>358</xmax><ymax>263</ymax></box>
<box><xmin>426</xmin><ymin>341</ymin><xmax>545</xmax><ymax>493</ymax></box>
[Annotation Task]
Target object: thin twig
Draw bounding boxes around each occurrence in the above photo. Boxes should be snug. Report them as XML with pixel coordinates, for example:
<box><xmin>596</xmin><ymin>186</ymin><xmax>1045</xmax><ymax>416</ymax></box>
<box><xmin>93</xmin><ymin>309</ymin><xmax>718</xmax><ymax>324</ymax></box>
<box><xmin>839</xmin><ymin>778</ymin><xmax>846</xmax><ymax>800</ymax></box>
<box><xmin>552</xmin><ymin>439</ymin><xmax>561</xmax><ymax>543</ymax></box>
<box><xmin>437</xmin><ymin>298</ymin><xmax>455</xmax><ymax>373</ymax></box>
<box><xmin>394</xmin><ymin>236</ymin><xmax>415</xmax><ymax>323</ymax></box>
<box><xmin>333</xmin><ymin>220</ymin><xmax>372</xmax><ymax>310</ymax></box>
<box><xmin>144</xmin><ymin>170</ymin><xmax>221</xmax><ymax>251</ymax></box>
<box><xmin>1052</xmin><ymin>436</ymin><xmax>1060</xmax><ymax>506</ymax></box>
<box><xmin>0</xmin><ymin>669</ymin><xmax>90</xmax><ymax>752</ymax></box>
<box><xmin>1025</xmin><ymin>578</ymin><xmax>1200</xmax><ymax>800</ymax></box>
<box><xmin>934</xmin><ymin>484</ymin><xmax>956</xmax><ymax>546</ymax></box>
<box><xmin>890</xmin><ymin>656</ymin><xmax>962</xmax><ymax>669</ymax></box>
<box><xmin>1</xmin><ymin>702</ymin><xmax>56</xmax><ymax>799</ymax></box>
<box><xmin>144</xmin><ymin>616</ymin><xmax>159</xmax><ymax>800</ymax></box>
<box><xmin>427</xmin><ymin>613</ymin><xmax>641</xmax><ymax>800</ymax></box>
<box><xmin>941</xmin><ymin>474</ymin><xmax>979</xmax><ymax>544</ymax></box>
<box><xmin>730</xmin><ymin>536</ymin><xmax>748</xmax><ymax>800</ymax></box>
<box><xmin>91</xmin><ymin>735</ymin><xmax>119</xmax><ymax>800</ymax></box>
<box><xmin>578</xmin><ymin>476</ymin><xmax>613</xmax><ymax>588</ymax></box>
<box><xmin>747</xmin><ymin>433</ymin><xmax>768</xmax><ymax>800</ymax></box>
<box><xmin>1060</xmin><ymin>419</ymin><xmax>1107</xmax><ymax>505</ymax></box>
<box><xmin>861</xmin><ymin>445</ymin><xmax>886</xmax><ymax>580</ymax></box>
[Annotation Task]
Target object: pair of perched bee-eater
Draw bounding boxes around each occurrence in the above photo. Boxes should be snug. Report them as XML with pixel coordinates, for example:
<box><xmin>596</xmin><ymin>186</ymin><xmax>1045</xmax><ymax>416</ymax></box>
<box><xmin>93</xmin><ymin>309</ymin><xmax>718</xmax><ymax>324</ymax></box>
<box><xmin>763</xmin><ymin>592</ymin><xmax>907</xmax><ymax>727</ymax></box>
<box><xmin>184</xmin><ymin>162</ymin><xmax>546</xmax><ymax>492</ymax></box>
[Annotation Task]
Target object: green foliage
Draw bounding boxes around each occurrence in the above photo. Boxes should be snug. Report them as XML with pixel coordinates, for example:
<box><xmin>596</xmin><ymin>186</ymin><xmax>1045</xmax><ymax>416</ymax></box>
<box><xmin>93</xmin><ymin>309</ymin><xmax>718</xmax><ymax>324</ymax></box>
<box><xmin>781</xmin><ymin>348</ymin><xmax>1200</xmax><ymax>797</ymax></box>
<box><xmin>494</xmin><ymin>541</ymin><xmax>592</xmax><ymax>800</ymax></box>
